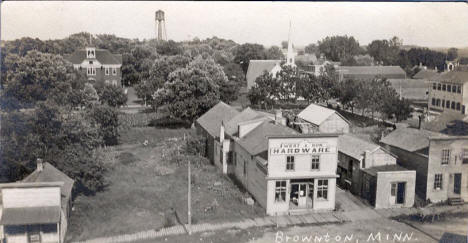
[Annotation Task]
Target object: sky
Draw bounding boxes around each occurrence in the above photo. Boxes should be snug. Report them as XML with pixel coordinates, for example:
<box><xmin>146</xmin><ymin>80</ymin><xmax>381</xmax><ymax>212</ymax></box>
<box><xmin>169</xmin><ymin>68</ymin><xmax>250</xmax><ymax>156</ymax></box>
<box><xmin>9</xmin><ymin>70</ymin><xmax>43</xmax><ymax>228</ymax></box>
<box><xmin>2</xmin><ymin>1</ymin><xmax>468</xmax><ymax>48</ymax></box>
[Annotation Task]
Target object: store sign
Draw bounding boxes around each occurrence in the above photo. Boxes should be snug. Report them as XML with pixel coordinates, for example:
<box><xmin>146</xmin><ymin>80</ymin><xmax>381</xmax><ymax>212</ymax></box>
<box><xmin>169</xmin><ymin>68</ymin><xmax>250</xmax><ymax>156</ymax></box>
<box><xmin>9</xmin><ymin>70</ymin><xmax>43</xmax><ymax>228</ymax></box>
<box><xmin>270</xmin><ymin>141</ymin><xmax>333</xmax><ymax>155</ymax></box>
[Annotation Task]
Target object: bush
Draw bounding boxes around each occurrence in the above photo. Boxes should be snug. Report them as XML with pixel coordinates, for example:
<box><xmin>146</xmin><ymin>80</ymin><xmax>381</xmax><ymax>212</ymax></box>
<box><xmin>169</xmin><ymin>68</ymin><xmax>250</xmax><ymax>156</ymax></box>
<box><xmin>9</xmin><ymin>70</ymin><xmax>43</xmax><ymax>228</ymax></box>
<box><xmin>149</xmin><ymin>117</ymin><xmax>191</xmax><ymax>129</ymax></box>
<box><xmin>182</xmin><ymin>135</ymin><xmax>206</xmax><ymax>156</ymax></box>
<box><xmin>118</xmin><ymin>112</ymin><xmax>160</xmax><ymax>128</ymax></box>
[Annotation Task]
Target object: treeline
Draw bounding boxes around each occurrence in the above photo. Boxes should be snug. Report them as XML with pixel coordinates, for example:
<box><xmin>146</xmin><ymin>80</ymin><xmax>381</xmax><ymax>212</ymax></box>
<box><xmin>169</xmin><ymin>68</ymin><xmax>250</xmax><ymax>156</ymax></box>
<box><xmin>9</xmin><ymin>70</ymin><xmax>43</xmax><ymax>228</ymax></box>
<box><xmin>0</xmin><ymin>43</ymin><xmax>126</xmax><ymax>194</ymax></box>
<box><xmin>248</xmin><ymin>64</ymin><xmax>412</xmax><ymax>122</ymax></box>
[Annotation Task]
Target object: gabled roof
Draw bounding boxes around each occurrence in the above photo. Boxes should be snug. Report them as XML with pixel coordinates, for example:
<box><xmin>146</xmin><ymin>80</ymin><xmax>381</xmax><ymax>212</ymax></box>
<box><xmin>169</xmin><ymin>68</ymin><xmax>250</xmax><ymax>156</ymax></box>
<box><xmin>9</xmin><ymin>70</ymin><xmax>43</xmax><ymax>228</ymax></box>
<box><xmin>195</xmin><ymin>102</ymin><xmax>239</xmax><ymax>138</ymax></box>
<box><xmin>337</xmin><ymin>66</ymin><xmax>406</xmax><ymax>79</ymax></box>
<box><xmin>224</xmin><ymin>107</ymin><xmax>265</xmax><ymax>136</ymax></box>
<box><xmin>23</xmin><ymin>162</ymin><xmax>74</xmax><ymax>201</ymax></box>
<box><xmin>65</xmin><ymin>49</ymin><xmax>122</xmax><ymax>65</ymax></box>
<box><xmin>237</xmin><ymin>121</ymin><xmax>297</xmax><ymax>156</ymax></box>
<box><xmin>338</xmin><ymin>134</ymin><xmax>384</xmax><ymax>161</ymax></box>
<box><xmin>246</xmin><ymin>60</ymin><xmax>281</xmax><ymax>89</ymax></box>
<box><xmin>0</xmin><ymin>206</ymin><xmax>61</xmax><ymax>225</ymax></box>
<box><xmin>380</xmin><ymin>127</ymin><xmax>446</xmax><ymax>152</ymax></box>
<box><xmin>387</xmin><ymin>78</ymin><xmax>429</xmax><ymax>101</ymax></box>
<box><xmin>297</xmin><ymin>104</ymin><xmax>349</xmax><ymax>126</ymax></box>
<box><xmin>432</xmin><ymin>71</ymin><xmax>468</xmax><ymax>84</ymax></box>
<box><xmin>413</xmin><ymin>69</ymin><xmax>439</xmax><ymax>79</ymax></box>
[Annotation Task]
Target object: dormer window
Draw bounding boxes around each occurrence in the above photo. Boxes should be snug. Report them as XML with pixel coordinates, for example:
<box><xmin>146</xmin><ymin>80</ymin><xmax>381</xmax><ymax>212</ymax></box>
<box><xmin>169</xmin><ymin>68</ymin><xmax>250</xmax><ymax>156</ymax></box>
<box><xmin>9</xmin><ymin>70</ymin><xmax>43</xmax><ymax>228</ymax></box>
<box><xmin>86</xmin><ymin>48</ymin><xmax>96</xmax><ymax>58</ymax></box>
<box><xmin>112</xmin><ymin>68</ymin><xmax>117</xmax><ymax>75</ymax></box>
<box><xmin>105</xmin><ymin>67</ymin><xmax>110</xmax><ymax>75</ymax></box>
<box><xmin>89</xmin><ymin>61</ymin><xmax>93</xmax><ymax>65</ymax></box>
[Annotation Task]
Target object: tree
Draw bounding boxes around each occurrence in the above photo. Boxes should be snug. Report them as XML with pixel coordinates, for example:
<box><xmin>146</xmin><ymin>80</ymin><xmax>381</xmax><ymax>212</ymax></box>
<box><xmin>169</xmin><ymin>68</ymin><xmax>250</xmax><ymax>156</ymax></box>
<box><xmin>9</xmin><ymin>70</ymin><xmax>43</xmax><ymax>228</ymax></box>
<box><xmin>222</xmin><ymin>62</ymin><xmax>245</xmax><ymax>86</ymax></box>
<box><xmin>367</xmin><ymin>37</ymin><xmax>402</xmax><ymax>65</ymax></box>
<box><xmin>233</xmin><ymin>43</ymin><xmax>267</xmax><ymax>74</ymax></box>
<box><xmin>265</xmin><ymin>46</ymin><xmax>285</xmax><ymax>60</ymax></box>
<box><xmin>248</xmin><ymin>72</ymin><xmax>277</xmax><ymax>108</ymax></box>
<box><xmin>296</xmin><ymin>73</ymin><xmax>326</xmax><ymax>104</ymax></box>
<box><xmin>87</xmin><ymin>105</ymin><xmax>120</xmax><ymax>145</ymax></box>
<box><xmin>152</xmin><ymin>67</ymin><xmax>220</xmax><ymax>122</ymax></box>
<box><xmin>447</xmin><ymin>48</ymin><xmax>458</xmax><ymax>61</ymax></box>
<box><xmin>188</xmin><ymin>56</ymin><xmax>239</xmax><ymax>103</ymax></box>
<box><xmin>304</xmin><ymin>43</ymin><xmax>318</xmax><ymax>55</ymax></box>
<box><xmin>275</xmin><ymin>65</ymin><xmax>299</xmax><ymax>103</ymax></box>
<box><xmin>152</xmin><ymin>40</ymin><xmax>184</xmax><ymax>56</ymax></box>
<box><xmin>318</xmin><ymin>35</ymin><xmax>361</xmax><ymax>62</ymax></box>
<box><xmin>336</xmin><ymin>79</ymin><xmax>360</xmax><ymax>113</ymax></box>
<box><xmin>1</xmin><ymin>51</ymin><xmax>81</xmax><ymax>110</ymax></box>
<box><xmin>95</xmin><ymin>83</ymin><xmax>128</xmax><ymax>107</ymax></box>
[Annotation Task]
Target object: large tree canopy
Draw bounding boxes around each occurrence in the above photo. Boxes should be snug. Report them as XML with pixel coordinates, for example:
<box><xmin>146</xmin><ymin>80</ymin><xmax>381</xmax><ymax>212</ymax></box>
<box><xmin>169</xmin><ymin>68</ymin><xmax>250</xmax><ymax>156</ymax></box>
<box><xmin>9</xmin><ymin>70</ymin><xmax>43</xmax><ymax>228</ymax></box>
<box><xmin>318</xmin><ymin>35</ymin><xmax>362</xmax><ymax>62</ymax></box>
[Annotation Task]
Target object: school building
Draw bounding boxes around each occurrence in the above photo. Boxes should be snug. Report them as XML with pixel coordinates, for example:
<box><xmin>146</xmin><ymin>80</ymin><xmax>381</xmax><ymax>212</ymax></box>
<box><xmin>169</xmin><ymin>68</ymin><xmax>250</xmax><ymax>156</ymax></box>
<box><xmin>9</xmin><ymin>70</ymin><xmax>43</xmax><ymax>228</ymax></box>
<box><xmin>381</xmin><ymin>127</ymin><xmax>468</xmax><ymax>204</ymax></box>
<box><xmin>337</xmin><ymin>134</ymin><xmax>416</xmax><ymax>209</ymax></box>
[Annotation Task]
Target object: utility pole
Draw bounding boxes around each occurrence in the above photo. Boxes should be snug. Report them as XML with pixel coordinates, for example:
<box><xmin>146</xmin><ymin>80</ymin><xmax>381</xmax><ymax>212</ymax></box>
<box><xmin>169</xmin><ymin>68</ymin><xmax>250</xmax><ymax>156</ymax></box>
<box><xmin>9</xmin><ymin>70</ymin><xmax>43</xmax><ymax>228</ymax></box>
<box><xmin>186</xmin><ymin>133</ymin><xmax>191</xmax><ymax>235</ymax></box>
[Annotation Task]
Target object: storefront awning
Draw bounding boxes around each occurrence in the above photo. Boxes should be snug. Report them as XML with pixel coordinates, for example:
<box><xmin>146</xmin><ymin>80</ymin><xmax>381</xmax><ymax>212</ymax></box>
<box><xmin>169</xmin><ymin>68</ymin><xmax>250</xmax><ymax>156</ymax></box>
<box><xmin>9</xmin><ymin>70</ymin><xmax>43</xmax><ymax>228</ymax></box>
<box><xmin>0</xmin><ymin>206</ymin><xmax>61</xmax><ymax>225</ymax></box>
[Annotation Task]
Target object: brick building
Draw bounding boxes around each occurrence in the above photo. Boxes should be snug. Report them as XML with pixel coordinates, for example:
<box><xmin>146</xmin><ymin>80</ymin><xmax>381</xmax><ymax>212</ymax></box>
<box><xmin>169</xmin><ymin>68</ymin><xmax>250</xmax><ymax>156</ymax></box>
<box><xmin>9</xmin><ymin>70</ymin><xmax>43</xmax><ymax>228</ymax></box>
<box><xmin>65</xmin><ymin>45</ymin><xmax>122</xmax><ymax>86</ymax></box>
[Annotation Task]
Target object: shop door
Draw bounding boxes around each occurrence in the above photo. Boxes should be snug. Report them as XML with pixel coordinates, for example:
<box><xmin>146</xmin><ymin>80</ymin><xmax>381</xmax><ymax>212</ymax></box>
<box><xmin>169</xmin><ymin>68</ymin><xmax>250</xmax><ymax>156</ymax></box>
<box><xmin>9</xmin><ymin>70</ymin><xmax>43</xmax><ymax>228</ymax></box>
<box><xmin>396</xmin><ymin>182</ymin><xmax>405</xmax><ymax>204</ymax></box>
<box><xmin>454</xmin><ymin>173</ymin><xmax>461</xmax><ymax>195</ymax></box>
<box><xmin>27</xmin><ymin>225</ymin><xmax>41</xmax><ymax>243</ymax></box>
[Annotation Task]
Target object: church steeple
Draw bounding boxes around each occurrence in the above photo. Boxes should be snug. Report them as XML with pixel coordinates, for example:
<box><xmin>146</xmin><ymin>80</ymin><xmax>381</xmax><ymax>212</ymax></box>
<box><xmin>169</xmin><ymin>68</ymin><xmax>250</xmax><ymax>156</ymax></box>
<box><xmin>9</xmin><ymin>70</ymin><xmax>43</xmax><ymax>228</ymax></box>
<box><xmin>286</xmin><ymin>21</ymin><xmax>296</xmax><ymax>67</ymax></box>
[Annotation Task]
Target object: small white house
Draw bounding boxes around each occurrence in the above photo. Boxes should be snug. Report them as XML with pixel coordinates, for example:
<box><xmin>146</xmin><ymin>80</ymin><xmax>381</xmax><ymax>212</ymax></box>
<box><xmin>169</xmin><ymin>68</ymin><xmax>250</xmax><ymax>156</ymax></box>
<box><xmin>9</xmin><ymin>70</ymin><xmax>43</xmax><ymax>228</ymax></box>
<box><xmin>296</xmin><ymin>104</ymin><xmax>351</xmax><ymax>134</ymax></box>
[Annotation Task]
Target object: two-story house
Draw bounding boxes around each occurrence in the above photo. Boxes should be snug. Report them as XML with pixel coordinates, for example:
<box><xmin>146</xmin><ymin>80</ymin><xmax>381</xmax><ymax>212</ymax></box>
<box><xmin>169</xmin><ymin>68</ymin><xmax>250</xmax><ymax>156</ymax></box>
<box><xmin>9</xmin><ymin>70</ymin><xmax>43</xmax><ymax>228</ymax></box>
<box><xmin>428</xmin><ymin>69</ymin><xmax>468</xmax><ymax>115</ymax></box>
<box><xmin>65</xmin><ymin>45</ymin><xmax>122</xmax><ymax>86</ymax></box>
<box><xmin>381</xmin><ymin>127</ymin><xmax>468</xmax><ymax>204</ymax></box>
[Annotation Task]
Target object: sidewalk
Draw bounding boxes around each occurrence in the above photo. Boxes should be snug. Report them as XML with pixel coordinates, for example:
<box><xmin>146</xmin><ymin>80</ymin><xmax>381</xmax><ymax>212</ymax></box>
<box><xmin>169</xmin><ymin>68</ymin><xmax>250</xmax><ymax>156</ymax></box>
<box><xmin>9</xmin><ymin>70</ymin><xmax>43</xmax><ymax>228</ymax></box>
<box><xmin>72</xmin><ymin>211</ymin><xmax>347</xmax><ymax>243</ymax></box>
<box><xmin>71</xmin><ymin>203</ymin><xmax>468</xmax><ymax>243</ymax></box>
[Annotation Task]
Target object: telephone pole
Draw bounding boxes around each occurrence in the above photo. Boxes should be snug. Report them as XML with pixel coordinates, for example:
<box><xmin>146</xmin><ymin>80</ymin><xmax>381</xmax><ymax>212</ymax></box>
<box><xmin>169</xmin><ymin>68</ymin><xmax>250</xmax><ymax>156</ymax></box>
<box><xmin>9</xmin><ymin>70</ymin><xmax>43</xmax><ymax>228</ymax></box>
<box><xmin>186</xmin><ymin>133</ymin><xmax>192</xmax><ymax>235</ymax></box>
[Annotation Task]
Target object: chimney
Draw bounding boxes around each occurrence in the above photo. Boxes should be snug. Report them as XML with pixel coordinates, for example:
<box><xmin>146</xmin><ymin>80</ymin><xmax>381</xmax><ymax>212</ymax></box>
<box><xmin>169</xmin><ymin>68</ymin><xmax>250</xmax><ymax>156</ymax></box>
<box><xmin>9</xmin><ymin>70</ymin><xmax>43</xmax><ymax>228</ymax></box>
<box><xmin>418</xmin><ymin>115</ymin><xmax>423</xmax><ymax>130</ymax></box>
<box><xmin>37</xmin><ymin>158</ymin><xmax>44</xmax><ymax>172</ymax></box>
<box><xmin>275</xmin><ymin>110</ymin><xmax>283</xmax><ymax>125</ymax></box>
<box><xmin>363</xmin><ymin>150</ymin><xmax>372</xmax><ymax>169</ymax></box>
<box><xmin>219</xmin><ymin>121</ymin><xmax>225</xmax><ymax>143</ymax></box>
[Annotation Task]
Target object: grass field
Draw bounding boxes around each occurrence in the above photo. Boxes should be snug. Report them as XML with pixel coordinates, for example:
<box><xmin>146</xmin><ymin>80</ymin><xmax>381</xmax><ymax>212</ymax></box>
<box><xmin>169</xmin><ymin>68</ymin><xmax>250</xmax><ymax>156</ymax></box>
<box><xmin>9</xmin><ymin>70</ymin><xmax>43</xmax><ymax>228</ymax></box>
<box><xmin>67</xmin><ymin>127</ymin><xmax>265</xmax><ymax>242</ymax></box>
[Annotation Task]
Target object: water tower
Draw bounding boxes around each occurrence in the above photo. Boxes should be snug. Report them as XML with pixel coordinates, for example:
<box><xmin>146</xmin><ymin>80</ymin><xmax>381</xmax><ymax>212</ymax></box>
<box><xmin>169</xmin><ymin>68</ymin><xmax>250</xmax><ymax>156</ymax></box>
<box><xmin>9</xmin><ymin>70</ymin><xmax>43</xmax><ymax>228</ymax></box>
<box><xmin>155</xmin><ymin>10</ymin><xmax>167</xmax><ymax>41</ymax></box>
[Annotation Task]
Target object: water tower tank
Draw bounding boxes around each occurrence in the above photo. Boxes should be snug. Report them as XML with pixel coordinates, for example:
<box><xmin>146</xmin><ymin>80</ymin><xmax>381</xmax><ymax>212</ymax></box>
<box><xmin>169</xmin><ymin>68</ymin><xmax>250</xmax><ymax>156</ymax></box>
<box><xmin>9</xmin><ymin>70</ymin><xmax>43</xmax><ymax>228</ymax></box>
<box><xmin>155</xmin><ymin>10</ymin><xmax>165</xmax><ymax>21</ymax></box>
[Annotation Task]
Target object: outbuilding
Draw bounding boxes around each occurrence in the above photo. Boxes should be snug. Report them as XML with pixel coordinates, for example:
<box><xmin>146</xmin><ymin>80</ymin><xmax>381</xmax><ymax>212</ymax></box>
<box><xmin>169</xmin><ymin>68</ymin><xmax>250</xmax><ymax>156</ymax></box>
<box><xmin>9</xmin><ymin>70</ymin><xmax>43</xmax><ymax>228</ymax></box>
<box><xmin>296</xmin><ymin>103</ymin><xmax>350</xmax><ymax>134</ymax></box>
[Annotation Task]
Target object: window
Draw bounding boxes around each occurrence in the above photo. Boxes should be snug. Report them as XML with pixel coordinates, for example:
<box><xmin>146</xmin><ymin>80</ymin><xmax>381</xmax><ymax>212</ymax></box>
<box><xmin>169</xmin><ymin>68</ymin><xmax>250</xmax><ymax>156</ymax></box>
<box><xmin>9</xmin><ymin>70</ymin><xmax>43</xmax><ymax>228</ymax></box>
<box><xmin>452</xmin><ymin>85</ymin><xmax>457</xmax><ymax>93</ymax></box>
<box><xmin>442</xmin><ymin>100</ymin><xmax>445</xmax><ymax>108</ymax></box>
<box><xmin>431</xmin><ymin>98</ymin><xmax>435</xmax><ymax>106</ymax></box>
<box><xmin>432</xmin><ymin>83</ymin><xmax>436</xmax><ymax>90</ymax></box>
<box><xmin>457</xmin><ymin>85</ymin><xmax>461</xmax><ymax>93</ymax></box>
<box><xmin>286</xmin><ymin>156</ymin><xmax>295</xmax><ymax>171</ymax></box>
<box><xmin>447</xmin><ymin>84</ymin><xmax>451</xmax><ymax>92</ymax></box>
<box><xmin>456</xmin><ymin>103</ymin><xmax>461</xmax><ymax>111</ymax></box>
<box><xmin>41</xmin><ymin>224</ymin><xmax>57</xmax><ymax>233</ymax></box>
<box><xmin>87</xmin><ymin>67</ymin><xmax>96</xmax><ymax>76</ymax></box>
<box><xmin>311</xmin><ymin>155</ymin><xmax>320</xmax><ymax>170</ymax></box>
<box><xmin>463</xmin><ymin>105</ymin><xmax>466</xmax><ymax>115</ymax></box>
<box><xmin>436</xmin><ymin>99</ymin><xmax>440</xmax><ymax>106</ymax></box>
<box><xmin>442</xmin><ymin>84</ymin><xmax>446</xmax><ymax>91</ymax></box>
<box><xmin>434</xmin><ymin>174</ymin><xmax>443</xmax><ymax>190</ymax></box>
<box><xmin>105</xmin><ymin>67</ymin><xmax>110</xmax><ymax>75</ymax></box>
<box><xmin>275</xmin><ymin>181</ymin><xmax>287</xmax><ymax>202</ymax></box>
<box><xmin>391</xmin><ymin>183</ymin><xmax>397</xmax><ymax>196</ymax></box>
<box><xmin>89</xmin><ymin>61</ymin><xmax>93</xmax><ymax>65</ymax></box>
<box><xmin>437</xmin><ymin>83</ymin><xmax>441</xmax><ymax>90</ymax></box>
<box><xmin>112</xmin><ymin>80</ymin><xmax>118</xmax><ymax>86</ymax></box>
<box><xmin>112</xmin><ymin>68</ymin><xmax>117</xmax><ymax>75</ymax></box>
<box><xmin>446</xmin><ymin>100</ymin><xmax>450</xmax><ymax>108</ymax></box>
<box><xmin>441</xmin><ymin>149</ymin><xmax>450</xmax><ymax>165</ymax></box>
<box><xmin>463</xmin><ymin>149</ymin><xmax>468</xmax><ymax>164</ymax></box>
<box><xmin>451</xmin><ymin>101</ymin><xmax>456</xmax><ymax>109</ymax></box>
<box><xmin>243</xmin><ymin>160</ymin><xmax>247</xmax><ymax>176</ymax></box>
<box><xmin>317</xmin><ymin>179</ymin><xmax>328</xmax><ymax>199</ymax></box>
